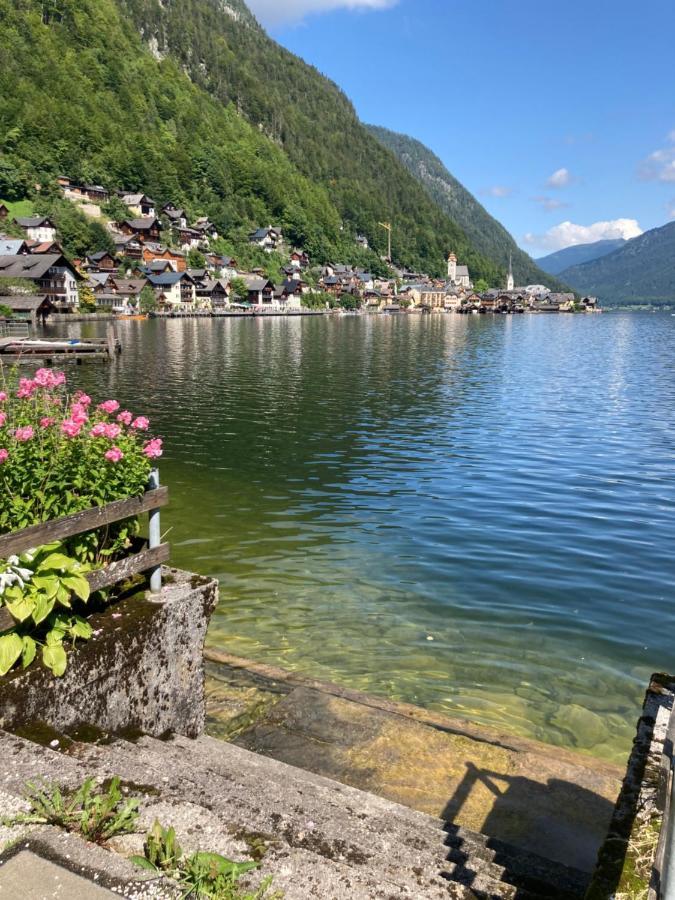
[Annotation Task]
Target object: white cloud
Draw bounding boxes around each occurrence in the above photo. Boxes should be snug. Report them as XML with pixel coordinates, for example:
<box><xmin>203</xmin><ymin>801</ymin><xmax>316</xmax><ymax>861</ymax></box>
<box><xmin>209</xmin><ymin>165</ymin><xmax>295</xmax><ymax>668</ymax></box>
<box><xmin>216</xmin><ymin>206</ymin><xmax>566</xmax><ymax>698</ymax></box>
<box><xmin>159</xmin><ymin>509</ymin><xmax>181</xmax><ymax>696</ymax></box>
<box><xmin>481</xmin><ymin>185</ymin><xmax>513</xmax><ymax>198</ymax></box>
<box><xmin>545</xmin><ymin>167</ymin><xmax>573</xmax><ymax>189</ymax></box>
<box><xmin>524</xmin><ymin>218</ymin><xmax>643</xmax><ymax>253</ymax></box>
<box><xmin>532</xmin><ymin>195</ymin><xmax>569</xmax><ymax>212</ymax></box>
<box><xmin>638</xmin><ymin>129</ymin><xmax>675</xmax><ymax>183</ymax></box>
<box><xmin>247</xmin><ymin>0</ymin><xmax>398</xmax><ymax>26</ymax></box>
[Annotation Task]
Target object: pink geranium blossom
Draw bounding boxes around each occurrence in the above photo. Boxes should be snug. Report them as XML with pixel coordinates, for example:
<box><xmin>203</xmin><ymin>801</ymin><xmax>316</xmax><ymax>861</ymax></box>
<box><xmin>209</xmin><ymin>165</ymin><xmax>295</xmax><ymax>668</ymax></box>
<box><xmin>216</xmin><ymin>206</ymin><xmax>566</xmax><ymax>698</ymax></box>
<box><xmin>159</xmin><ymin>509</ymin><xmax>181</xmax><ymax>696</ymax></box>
<box><xmin>33</xmin><ymin>368</ymin><xmax>65</xmax><ymax>389</ymax></box>
<box><xmin>0</xmin><ymin>449</ymin><xmax>8</xmax><ymax>464</ymax></box>
<box><xmin>131</xmin><ymin>416</ymin><xmax>149</xmax><ymax>431</ymax></box>
<box><xmin>0</xmin><ymin>392</ymin><xmax>7</xmax><ymax>403</ymax></box>
<box><xmin>104</xmin><ymin>446</ymin><xmax>124</xmax><ymax>463</ymax></box>
<box><xmin>89</xmin><ymin>423</ymin><xmax>107</xmax><ymax>438</ymax></box>
<box><xmin>117</xmin><ymin>410</ymin><xmax>133</xmax><ymax>426</ymax></box>
<box><xmin>70</xmin><ymin>403</ymin><xmax>89</xmax><ymax>425</ymax></box>
<box><xmin>74</xmin><ymin>391</ymin><xmax>91</xmax><ymax>407</ymax></box>
<box><xmin>104</xmin><ymin>423</ymin><xmax>121</xmax><ymax>440</ymax></box>
<box><xmin>0</xmin><ymin>412</ymin><xmax>6</xmax><ymax>427</ymax></box>
<box><xmin>61</xmin><ymin>419</ymin><xmax>83</xmax><ymax>438</ymax></box>
<box><xmin>98</xmin><ymin>400</ymin><xmax>120</xmax><ymax>414</ymax></box>
<box><xmin>17</xmin><ymin>379</ymin><xmax>36</xmax><ymax>399</ymax></box>
<box><xmin>14</xmin><ymin>426</ymin><xmax>34</xmax><ymax>442</ymax></box>
<box><xmin>40</xmin><ymin>417</ymin><xmax>54</xmax><ymax>428</ymax></box>
<box><xmin>143</xmin><ymin>438</ymin><xmax>163</xmax><ymax>459</ymax></box>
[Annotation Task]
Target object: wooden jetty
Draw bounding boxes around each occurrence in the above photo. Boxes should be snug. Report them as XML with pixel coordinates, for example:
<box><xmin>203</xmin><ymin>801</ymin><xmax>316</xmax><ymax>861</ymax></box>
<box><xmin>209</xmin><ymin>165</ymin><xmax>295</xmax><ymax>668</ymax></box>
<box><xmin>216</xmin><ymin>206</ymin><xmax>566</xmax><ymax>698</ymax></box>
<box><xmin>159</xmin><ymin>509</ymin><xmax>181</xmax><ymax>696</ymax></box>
<box><xmin>0</xmin><ymin>326</ymin><xmax>121</xmax><ymax>364</ymax></box>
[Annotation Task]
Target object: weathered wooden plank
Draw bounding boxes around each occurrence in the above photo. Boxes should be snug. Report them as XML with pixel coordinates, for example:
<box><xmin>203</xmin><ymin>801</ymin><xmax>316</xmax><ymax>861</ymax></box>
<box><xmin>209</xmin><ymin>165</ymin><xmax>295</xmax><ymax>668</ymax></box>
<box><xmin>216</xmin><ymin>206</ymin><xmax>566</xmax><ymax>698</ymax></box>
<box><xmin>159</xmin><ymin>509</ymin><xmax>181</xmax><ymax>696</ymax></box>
<box><xmin>0</xmin><ymin>543</ymin><xmax>170</xmax><ymax>633</ymax></box>
<box><xmin>86</xmin><ymin>543</ymin><xmax>170</xmax><ymax>593</ymax></box>
<box><xmin>0</xmin><ymin>488</ymin><xmax>168</xmax><ymax>558</ymax></box>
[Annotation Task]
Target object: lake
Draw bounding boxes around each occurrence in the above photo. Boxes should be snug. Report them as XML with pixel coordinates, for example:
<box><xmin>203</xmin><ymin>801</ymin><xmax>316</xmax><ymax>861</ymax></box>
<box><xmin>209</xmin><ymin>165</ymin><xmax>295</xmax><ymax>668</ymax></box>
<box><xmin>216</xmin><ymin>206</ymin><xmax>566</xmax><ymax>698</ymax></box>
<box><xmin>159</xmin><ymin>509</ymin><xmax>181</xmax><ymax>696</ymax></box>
<box><xmin>49</xmin><ymin>312</ymin><xmax>675</xmax><ymax>763</ymax></box>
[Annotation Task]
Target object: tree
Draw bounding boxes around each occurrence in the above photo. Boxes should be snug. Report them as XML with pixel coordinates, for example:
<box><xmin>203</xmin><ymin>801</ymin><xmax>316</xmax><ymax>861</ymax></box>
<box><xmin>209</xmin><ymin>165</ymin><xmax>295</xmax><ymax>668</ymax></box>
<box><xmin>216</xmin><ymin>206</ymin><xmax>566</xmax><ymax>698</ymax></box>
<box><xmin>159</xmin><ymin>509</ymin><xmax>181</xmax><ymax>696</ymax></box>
<box><xmin>139</xmin><ymin>285</ymin><xmax>157</xmax><ymax>313</ymax></box>
<box><xmin>187</xmin><ymin>248</ymin><xmax>206</xmax><ymax>269</ymax></box>
<box><xmin>474</xmin><ymin>278</ymin><xmax>489</xmax><ymax>293</ymax></box>
<box><xmin>103</xmin><ymin>196</ymin><xmax>132</xmax><ymax>223</ymax></box>
<box><xmin>229</xmin><ymin>277</ymin><xmax>248</xmax><ymax>302</ymax></box>
<box><xmin>338</xmin><ymin>293</ymin><xmax>360</xmax><ymax>310</ymax></box>
<box><xmin>78</xmin><ymin>283</ymin><xmax>97</xmax><ymax>313</ymax></box>
<box><xmin>0</xmin><ymin>304</ymin><xmax>12</xmax><ymax>319</ymax></box>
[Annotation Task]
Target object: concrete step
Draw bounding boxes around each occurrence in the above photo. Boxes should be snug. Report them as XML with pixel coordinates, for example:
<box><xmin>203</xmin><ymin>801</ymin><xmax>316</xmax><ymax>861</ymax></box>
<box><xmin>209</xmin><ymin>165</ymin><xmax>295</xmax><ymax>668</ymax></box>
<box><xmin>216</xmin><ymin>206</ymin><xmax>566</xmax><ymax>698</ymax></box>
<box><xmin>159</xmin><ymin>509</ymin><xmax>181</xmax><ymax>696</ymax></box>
<box><xmin>0</xmin><ymin>728</ymin><xmax>589</xmax><ymax>899</ymax></box>
<box><xmin>68</xmin><ymin>731</ymin><xmax>588</xmax><ymax>899</ymax></box>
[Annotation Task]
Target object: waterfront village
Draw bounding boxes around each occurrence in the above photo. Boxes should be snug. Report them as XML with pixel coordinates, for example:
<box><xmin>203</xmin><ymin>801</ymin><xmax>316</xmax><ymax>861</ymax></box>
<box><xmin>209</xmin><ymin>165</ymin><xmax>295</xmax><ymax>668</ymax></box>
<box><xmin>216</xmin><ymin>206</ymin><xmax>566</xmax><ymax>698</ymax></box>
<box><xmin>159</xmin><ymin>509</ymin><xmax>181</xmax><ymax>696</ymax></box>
<box><xmin>0</xmin><ymin>179</ymin><xmax>600</xmax><ymax>323</ymax></box>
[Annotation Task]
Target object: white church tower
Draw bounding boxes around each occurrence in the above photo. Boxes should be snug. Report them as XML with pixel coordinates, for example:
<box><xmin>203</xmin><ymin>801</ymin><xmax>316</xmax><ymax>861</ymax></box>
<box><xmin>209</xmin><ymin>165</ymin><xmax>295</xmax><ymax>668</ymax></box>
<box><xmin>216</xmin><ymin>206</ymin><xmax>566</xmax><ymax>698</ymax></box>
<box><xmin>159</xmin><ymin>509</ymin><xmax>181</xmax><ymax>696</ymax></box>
<box><xmin>506</xmin><ymin>252</ymin><xmax>514</xmax><ymax>291</ymax></box>
<box><xmin>447</xmin><ymin>252</ymin><xmax>457</xmax><ymax>282</ymax></box>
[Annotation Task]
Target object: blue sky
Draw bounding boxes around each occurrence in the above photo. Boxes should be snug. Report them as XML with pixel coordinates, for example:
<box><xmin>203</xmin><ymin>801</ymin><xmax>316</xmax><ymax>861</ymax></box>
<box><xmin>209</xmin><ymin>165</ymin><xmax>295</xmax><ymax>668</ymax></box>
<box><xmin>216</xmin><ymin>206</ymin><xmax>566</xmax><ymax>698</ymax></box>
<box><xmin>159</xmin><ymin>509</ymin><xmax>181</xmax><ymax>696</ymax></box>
<box><xmin>246</xmin><ymin>0</ymin><xmax>675</xmax><ymax>257</ymax></box>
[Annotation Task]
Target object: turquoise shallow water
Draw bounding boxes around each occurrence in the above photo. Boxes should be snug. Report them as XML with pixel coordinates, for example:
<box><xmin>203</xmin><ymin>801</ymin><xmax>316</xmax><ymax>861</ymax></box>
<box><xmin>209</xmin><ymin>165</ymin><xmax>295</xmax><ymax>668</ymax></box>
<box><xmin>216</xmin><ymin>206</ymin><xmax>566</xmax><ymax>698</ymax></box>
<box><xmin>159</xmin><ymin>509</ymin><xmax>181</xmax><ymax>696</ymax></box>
<box><xmin>50</xmin><ymin>312</ymin><xmax>675</xmax><ymax>762</ymax></box>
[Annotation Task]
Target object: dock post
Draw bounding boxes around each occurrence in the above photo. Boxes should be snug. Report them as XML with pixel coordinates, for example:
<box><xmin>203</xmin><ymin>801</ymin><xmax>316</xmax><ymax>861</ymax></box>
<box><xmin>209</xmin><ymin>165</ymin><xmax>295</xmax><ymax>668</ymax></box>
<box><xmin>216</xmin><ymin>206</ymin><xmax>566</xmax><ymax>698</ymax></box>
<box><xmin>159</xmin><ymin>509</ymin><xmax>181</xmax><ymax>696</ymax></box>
<box><xmin>148</xmin><ymin>469</ymin><xmax>162</xmax><ymax>595</ymax></box>
<box><xmin>106</xmin><ymin>323</ymin><xmax>116</xmax><ymax>358</ymax></box>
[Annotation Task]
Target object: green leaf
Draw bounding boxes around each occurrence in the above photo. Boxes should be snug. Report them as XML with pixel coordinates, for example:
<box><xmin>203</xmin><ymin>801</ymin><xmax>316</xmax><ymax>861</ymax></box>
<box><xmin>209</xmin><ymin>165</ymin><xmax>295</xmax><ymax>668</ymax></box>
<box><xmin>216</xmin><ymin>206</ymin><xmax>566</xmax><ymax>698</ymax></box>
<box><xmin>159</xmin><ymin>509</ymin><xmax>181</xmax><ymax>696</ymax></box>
<box><xmin>21</xmin><ymin>636</ymin><xmax>36</xmax><ymax>669</ymax></box>
<box><xmin>5</xmin><ymin>594</ymin><xmax>36</xmax><ymax>623</ymax></box>
<box><xmin>42</xmin><ymin>643</ymin><xmax>67</xmax><ymax>677</ymax></box>
<box><xmin>32</xmin><ymin>575</ymin><xmax>60</xmax><ymax>599</ymax></box>
<box><xmin>190</xmin><ymin>851</ymin><xmax>257</xmax><ymax>877</ymax></box>
<box><xmin>32</xmin><ymin>594</ymin><xmax>56</xmax><ymax>626</ymax></box>
<box><xmin>0</xmin><ymin>633</ymin><xmax>23</xmax><ymax>676</ymax></box>
<box><xmin>62</xmin><ymin>574</ymin><xmax>90</xmax><ymax>603</ymax></box>
<box><xmin>129</xmin><ymin>856</ymin><xmax>158</xmax><ymax>872</ymax></box>
<box><xmin>70</xmin><ymin>617</ymin><xmax>92</xmax><ymax>640</ymax></box>
<box><xmin>40</xmin><ymin>553</ymin><xmax>75</xmax><ymax>572</ymax></box>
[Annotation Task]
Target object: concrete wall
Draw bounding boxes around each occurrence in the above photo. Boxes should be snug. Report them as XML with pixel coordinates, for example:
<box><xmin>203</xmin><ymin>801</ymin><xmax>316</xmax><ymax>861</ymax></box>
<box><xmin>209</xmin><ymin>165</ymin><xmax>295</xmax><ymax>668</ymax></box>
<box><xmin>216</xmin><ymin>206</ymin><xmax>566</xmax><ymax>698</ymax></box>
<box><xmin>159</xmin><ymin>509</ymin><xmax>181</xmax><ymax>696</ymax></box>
<box><xmin>0</xmin><ymin>568</ymin><xmax>218</xmax><ymax>739</ymax></box>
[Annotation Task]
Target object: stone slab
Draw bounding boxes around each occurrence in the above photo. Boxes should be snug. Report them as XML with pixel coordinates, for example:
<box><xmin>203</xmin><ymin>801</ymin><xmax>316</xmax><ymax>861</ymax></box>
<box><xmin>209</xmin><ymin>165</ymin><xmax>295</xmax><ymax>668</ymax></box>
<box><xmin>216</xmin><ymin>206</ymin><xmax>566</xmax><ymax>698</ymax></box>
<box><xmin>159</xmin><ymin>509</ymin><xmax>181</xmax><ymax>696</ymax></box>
<box><xmin>0</xmin><ymin>851</ymin><xmax>116</xmax><ymax>898</ymax></box>
<box><xmin>0</xmin><ymin>568</ymin><xmax>218</xmax><ymax>739</ymax></box>
<box><xmin>204</xmin><ymin>651</ymin><xmax>623</xmax><ymax>873</ymax></box>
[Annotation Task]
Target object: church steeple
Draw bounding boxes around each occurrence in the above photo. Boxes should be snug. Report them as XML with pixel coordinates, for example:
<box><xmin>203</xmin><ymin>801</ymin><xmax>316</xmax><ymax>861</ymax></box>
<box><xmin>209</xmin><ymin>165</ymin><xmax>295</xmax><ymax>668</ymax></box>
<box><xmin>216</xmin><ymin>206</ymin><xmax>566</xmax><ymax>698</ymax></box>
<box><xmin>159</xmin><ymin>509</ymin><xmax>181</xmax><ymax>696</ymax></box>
<box><xmin>506</xmin><ymin>252</ymin><xmax>514</xmax><ymax>291</ymax></box>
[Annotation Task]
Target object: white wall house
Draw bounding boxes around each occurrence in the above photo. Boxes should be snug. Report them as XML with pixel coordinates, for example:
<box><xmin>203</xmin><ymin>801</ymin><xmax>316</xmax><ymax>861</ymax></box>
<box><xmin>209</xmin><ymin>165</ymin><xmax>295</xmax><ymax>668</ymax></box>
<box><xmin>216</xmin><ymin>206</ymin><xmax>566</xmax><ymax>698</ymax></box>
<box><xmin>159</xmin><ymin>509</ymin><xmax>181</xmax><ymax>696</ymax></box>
<box><xmin>14</xmin><ymin>216</ymin><xmax>57</xmax><ymax>243</ymax></box>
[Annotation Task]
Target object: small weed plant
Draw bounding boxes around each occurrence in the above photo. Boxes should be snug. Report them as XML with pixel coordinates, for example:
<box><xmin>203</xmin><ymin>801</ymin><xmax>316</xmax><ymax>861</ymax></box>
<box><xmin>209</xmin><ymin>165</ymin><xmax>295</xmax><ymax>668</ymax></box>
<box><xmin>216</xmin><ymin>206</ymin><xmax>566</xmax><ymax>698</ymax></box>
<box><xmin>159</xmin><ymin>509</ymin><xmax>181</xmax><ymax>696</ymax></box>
<box><xmin>132</xmin><ymin>820</ymin><xmax>283</xmax><ymax>899</ymax></box>
<box><xmin>3</xmin><ymin>776</ymin><xmax>139</xmax><ymax>843</ymax></box>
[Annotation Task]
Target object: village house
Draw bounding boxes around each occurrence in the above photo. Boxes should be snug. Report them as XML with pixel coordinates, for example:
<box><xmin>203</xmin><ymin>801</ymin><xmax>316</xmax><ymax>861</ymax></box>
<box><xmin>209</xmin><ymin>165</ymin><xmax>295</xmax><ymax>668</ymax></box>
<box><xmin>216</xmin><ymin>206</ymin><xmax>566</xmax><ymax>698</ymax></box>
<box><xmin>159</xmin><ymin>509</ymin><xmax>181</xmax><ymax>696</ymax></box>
<box><xmin>289</xmin><ymin>250</ymin><xmax>309</xmax><ymax>270</ymax></box>
<box><xmin>117</xmin><ymin>217</ymin><xmax>163</xmax><ymax>243</ymax></box>
<box><xmin>119</xmin><ymin>193</ymin><xmax>156</xmax><ymax>218</ymax></box>
<box><xmin>141</xmin><ymin>244</ymin><xmax>186</xmax><ymax>273</ymax></box>
<box><xmin>60</xmin><ymin>179</ymin><xmax>110</xmax><ymax>204</ymax></box>
<box><xmin>197</xmin><ymin>278</ymin><xmax>230</xmax><ymax>310</ymax></box>
<box><xmin>192</xmin><ymin>217</ymin><xmax>218</xmax><ymax>243</ymax></box>
<box><xmin>85</xmin><ymin>251</ymin><xmax>117</xmax><ymax>273</ymax></box>
<box><xmin>0</xmin><ymin>238</ymin><xmax>28</xmax><ymax>255</ymax></box>
<box><xmin>162</xmin><ymin>203</ymin><xmax>188</xmax><ymax>230</ymax></box>
<box><xmin>0</xmin><ymin>203</ymin><xmax>9</xmax><ymax>220</ymax></box>
<box><xmin>147</xmin><ymin>271</ymin><xmax>196</xmax><ymax>307</ymax></box>
<box><xmin>243</xmin><ymin>275</ymin><xmax>275</xmax><ymax>306</ymax></box>
<box><xmin>0</xmin><ymin>294</ymin><xmax>56</xmax><ymax>325</ymax></box>
<box><xmin>248</xmin><ymin>226</ymin><xmax>283</xmax><ymax>253</ymax></box>
<box><xmin>356</xmin><ymin>234</ymin><xmax>369</xmax><ymax>250</ymax></box>
<box><xmin>0</xmin><ymin>253</ymin><xmax>81</xmax><ymax>309</ymax></box>
<box><xmin>112</xmin><ymin>233</ymin><xmax>143</xmax><ymax>260</ymax></box>
<box><xmin>14</xmin><ymin>216</ymin><xmax>57</xmax><ymax>243</ymax></box>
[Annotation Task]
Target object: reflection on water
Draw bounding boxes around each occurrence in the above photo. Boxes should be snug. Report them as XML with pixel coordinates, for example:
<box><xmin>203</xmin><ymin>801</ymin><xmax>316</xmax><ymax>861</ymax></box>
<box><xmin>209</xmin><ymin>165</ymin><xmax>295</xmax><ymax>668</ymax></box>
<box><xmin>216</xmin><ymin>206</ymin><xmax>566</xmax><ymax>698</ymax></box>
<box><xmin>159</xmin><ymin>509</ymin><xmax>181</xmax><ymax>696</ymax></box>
<box><xmin>49</xmin><ymin>313</ymin><xmax>675</xmax><ymax>763</ymax></box>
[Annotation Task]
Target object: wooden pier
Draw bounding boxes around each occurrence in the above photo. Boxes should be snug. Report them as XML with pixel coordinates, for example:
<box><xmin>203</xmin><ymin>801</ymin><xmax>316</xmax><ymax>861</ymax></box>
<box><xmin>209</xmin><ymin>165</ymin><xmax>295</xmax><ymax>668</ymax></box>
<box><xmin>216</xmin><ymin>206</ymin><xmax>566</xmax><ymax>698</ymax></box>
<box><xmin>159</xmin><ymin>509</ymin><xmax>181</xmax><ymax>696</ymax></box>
<box><xmin>0</xmin><ymin>327</ymin><xmax>121</xmax><ymax>364</ymax></box>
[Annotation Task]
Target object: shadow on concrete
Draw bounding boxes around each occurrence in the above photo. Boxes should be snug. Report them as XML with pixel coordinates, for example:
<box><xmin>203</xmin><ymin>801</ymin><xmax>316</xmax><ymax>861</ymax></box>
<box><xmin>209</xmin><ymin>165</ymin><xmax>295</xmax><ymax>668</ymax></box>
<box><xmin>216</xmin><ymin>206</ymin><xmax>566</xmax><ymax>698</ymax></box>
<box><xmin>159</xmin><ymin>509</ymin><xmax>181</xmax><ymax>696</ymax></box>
<box><xmin>438</xmin><ymin>761</ymin><xmax>614</xmax><ymax>898</ymax></box>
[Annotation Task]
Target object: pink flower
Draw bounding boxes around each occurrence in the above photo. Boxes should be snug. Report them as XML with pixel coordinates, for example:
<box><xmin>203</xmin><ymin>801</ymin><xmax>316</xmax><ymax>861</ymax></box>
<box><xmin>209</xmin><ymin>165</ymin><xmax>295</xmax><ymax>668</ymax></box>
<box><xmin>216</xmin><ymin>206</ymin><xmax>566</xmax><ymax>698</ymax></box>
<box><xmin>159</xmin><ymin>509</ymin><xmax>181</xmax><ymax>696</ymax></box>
<box><xmin>103</xmin><ymin>423</ymin><xmax>121</xmax><ymax>440</ymax></box>
<box><xmin>70</xmin><ymin>403</ymin><xmax>89</xmax><ymax>425</ymax></box>
<box><xmin>98</xmin><ymin>400</ymin><xmax>120</xmax><ymax>415</ymax></box>
<box><xmin>0</xmin><ymin>412</ymin><xmax>6</xmax><ymax>427</ymax></box>
<box><xmin>104</xmin><ymin>446</ymin><xmax>124</xmax><ymax>463</ymax></box>
<box><xmin>0</xmin><ymin>392</ymin><xmax>7</xmax><ymax>403</ymax></box>
<box><xmin>89</xmin><ymin>423</ymin><xmax>107</xmax><ymax>438</ymax></box>
<box><xmin>33</xmin><ymin>368</ymin><xmax>66</xmax><ymax>389</ymax></box>
<box><xmin>40</xmin><ymin>417</ymin><xmax>54</xmax><ymax>428</ymax></box>
<box><xmin>14</xmin><ymin>426</ymin><xmax>34</xmax><ymax>442</ymax></box>
<box><xmin>74</xmin><ymin>392</ymin><xmax>91</xmax><ymax>407</ymax></box>
<box><xmin>131</xmin><ymin>416</ymin><xmax>149</xmax><ymax>431</ymax></box>
<box><xmin>116</xmin><ymin>410</ymin><xmax>133</xmax><ymax>426</ymax></box>
<box><xmin>61</xmin><ymin>419</ymin><xmax>83</xmax><ymax>438</ymax></box>
<box><xmin>17</xmin><ymin>379</ymin><xmax>36</xmax><ymax>399</ymax></box>
<box><xmin>0</xmin><ymin>449</ymin><xmax>8</xmax><ymax>464</ymax></box>
<box><xmin>143</xmin><ymin>438</ymin><xmax>163</xmax><ymax>459</ymax></box>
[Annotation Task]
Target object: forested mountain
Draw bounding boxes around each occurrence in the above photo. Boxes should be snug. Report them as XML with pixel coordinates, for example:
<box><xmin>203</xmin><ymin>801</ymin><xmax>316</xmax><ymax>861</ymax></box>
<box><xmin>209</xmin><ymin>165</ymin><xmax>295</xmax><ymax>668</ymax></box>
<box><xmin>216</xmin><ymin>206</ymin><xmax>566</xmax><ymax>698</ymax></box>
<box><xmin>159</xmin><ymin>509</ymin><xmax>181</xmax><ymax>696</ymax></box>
<box><xmin>559</xmin><ymin>221</ymin><xmax>675</xmax><ymax>306</ymax></box>
<box><xmin>0</xmin><ymin>0</ymin><xmax>504</xmax><ymax>281</ymax></box>
<box><xmin>537</xmin><ymin>239</ymin><xmax>627</xmax><ymax>276</ymax></box>
<box><xmin>366</xmin><ymin>125</ymin><xmax>560</xmax><ymax>288</ymax></box>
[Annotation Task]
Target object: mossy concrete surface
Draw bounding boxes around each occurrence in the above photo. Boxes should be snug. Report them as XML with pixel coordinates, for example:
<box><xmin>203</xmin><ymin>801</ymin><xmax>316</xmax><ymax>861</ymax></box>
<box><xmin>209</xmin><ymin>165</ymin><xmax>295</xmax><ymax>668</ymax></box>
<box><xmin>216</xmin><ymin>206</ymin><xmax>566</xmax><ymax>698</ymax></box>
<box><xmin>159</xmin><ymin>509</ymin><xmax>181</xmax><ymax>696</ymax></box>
<box><xmin>204</xmin><ymin>650</ymin><xmax>623</xmax><ymax>874</ymax></box>
<box><xmin>0</xmin><ymin>568</ymin><xmax>218</xmax><ymax>739</ymax></box>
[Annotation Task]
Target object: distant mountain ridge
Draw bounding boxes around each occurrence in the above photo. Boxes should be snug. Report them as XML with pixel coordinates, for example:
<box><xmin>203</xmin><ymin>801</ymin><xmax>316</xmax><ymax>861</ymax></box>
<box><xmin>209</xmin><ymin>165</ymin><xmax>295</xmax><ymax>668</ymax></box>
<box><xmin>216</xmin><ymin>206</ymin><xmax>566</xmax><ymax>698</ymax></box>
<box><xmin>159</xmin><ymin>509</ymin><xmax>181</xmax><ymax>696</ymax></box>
<box><xmin>537</xmin><ymin>239</ymin><xmax>627</xmax><ymax>276</ymax></box>
<box><xmin>366</xmin><ymin>124</ymin><xmax>562</xmax><ymax>289</ymax></box>
<box><xmin>558</xmin><ymin>221</ymin><xmax>675</xmax><ymax>306</ymax></box>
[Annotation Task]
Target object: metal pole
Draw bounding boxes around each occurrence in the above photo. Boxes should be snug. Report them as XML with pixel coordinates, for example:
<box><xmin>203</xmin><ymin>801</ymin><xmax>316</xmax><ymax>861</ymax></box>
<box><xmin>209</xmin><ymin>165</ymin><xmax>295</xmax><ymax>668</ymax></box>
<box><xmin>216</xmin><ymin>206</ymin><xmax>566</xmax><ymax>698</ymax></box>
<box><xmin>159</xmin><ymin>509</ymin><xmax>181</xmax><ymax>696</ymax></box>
<box><xmin>148</xmin><ymin>468</ymin><xmax>162</xmax><ymax>594</ymax></box>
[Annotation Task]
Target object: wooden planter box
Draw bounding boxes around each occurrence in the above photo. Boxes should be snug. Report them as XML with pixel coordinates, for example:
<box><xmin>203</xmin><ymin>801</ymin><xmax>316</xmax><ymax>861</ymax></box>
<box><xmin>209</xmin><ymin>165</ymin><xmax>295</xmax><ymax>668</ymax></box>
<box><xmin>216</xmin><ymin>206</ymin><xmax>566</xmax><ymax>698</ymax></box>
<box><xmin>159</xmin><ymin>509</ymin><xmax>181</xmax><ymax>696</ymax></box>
<box><xmin>0</xmin><ymin>485</ymin><xmax>170</xmax><ymax>633</ymax></box>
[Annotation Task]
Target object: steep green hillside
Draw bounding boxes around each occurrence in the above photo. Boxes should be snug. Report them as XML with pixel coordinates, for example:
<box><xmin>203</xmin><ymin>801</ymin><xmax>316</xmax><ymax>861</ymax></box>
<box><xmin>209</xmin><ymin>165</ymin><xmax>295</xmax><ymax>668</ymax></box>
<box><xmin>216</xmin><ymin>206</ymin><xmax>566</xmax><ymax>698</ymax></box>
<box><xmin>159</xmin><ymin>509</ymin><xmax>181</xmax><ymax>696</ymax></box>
<box><xmin>537</xmin><ymin>239</ymin><xmax>626</xmax><ymax>276</ymax></box>
<box><xmin>560</xmin><ymin>221</ymin><xmax>675</xmax><ymax>306</ymax></box>
<box><xmin>366</xmin><ymin>124</ymin><xmax>559</xmax><ymax>288</ymax></box>
<box><xmin>0</xmin><ymin>0</ymin><xmax>503</xmax><ymax>280</ymax></box>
